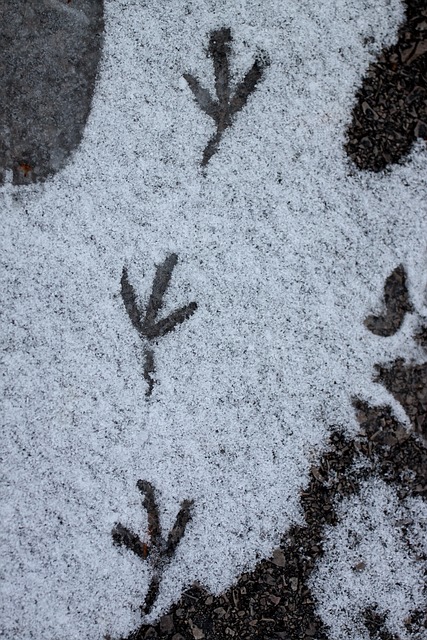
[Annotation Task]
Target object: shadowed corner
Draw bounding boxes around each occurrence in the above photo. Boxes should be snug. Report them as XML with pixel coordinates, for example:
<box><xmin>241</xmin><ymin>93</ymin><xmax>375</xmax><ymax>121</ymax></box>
<box><xmin>0</xmin><ymin>0</ymin><xmax>104</xmax><ymax>185</ymax></box>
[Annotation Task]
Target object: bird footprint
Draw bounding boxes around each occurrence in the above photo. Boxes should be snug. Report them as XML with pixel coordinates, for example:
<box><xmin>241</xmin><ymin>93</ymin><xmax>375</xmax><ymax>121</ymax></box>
<box><xmin>184</xmin><ymin>27</ymin><xmax>269</xmax><ymax>167</ymax></box>
<box><xmin>112</xmin><ymin>480</ymin><xmax>194</xmax><ymax>615</ymax></box>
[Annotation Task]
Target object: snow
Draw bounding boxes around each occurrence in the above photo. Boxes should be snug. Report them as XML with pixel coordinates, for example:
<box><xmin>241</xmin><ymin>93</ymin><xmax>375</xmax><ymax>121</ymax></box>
<box><xmin>311</xmin><ymin>478</ymin><xmax>427</xmax><ymax>640</ymax></box>
<box><xmin>1</xmin><ymin>1</ymin><xmax>426</xmax><ymax>639</ymax></box>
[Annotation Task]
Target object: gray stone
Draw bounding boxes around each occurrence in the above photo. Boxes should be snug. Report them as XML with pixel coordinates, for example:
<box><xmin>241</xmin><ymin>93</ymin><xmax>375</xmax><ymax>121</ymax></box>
<box><xmin>0</xmin><ymin>0</ymin><xmax>104</xmax><ymax>184</ymax></box>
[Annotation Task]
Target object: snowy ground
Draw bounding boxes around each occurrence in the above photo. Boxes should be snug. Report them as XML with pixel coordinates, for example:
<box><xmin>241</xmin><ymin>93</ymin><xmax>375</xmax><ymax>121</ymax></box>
<box><xmin>1</xmin><ymin>1</ymin><xmax>426</xmax><ymax>639</ymax></box>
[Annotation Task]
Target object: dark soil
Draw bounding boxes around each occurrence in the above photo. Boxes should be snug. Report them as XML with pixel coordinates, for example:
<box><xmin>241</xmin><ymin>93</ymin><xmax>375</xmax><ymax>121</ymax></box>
<box><xmin>345</xmin><ymin>0</ymin><xmax>427</xmax><ymax>171</ymax></box>
<box><xmin>364</xmin><ymin>264</ymin><xmax>413</xmax><ymax>337</ymax></box>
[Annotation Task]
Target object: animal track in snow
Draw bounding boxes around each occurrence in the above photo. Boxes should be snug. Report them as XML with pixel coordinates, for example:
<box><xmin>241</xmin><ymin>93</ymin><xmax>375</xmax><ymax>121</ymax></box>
<box><xmin>112</xmin><ymin>480</ymin><xmax>194</xmax><ymax>615</ymax></box>
<box><xmin>184</xmin><ymin>27</ymin><xmax>269</xmax><ymax>167</ymax></box>
<box><xmin>121</xmin><ymin>254</ymin><xmax>197</xmax><ymax>397</ymax></box>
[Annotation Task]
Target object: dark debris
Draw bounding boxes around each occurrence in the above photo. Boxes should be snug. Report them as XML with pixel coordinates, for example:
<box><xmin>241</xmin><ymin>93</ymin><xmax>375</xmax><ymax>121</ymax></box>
<box><xmin>375</xmin><ymin>358</ymin><xmax>427</xmax><ymax>439</ymax></box>
<box><xmin>363</xmin><ymin>607</ymin><xmax>401</xmax><ymax>640</ymax></box>
<box><xmin>345</xmin><ymin>0</ymin><xmax>427</xmax><ymax>171</ymax></box>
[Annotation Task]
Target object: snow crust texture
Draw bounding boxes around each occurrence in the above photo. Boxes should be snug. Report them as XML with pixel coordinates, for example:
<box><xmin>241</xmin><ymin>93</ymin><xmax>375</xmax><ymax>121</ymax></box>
<box><xmin>312</xmin><ymin>479</ymin><xmax>427</xmax><ymax>640</ymax></box>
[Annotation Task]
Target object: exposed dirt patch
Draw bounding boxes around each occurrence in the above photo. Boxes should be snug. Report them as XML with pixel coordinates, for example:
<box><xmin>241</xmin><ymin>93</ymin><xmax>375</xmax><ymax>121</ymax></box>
<box><xmin>345</xmin><ymin>0</ymin><xmax>427</xmax><ymax>171</ymax></box>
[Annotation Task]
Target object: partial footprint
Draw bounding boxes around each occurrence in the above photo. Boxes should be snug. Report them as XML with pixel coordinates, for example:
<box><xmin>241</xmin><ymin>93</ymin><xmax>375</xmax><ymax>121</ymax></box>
<box><xmin>364</xmin><ymin>264</ymin><xmax>413</xmax><ymax>337</ymax></box>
